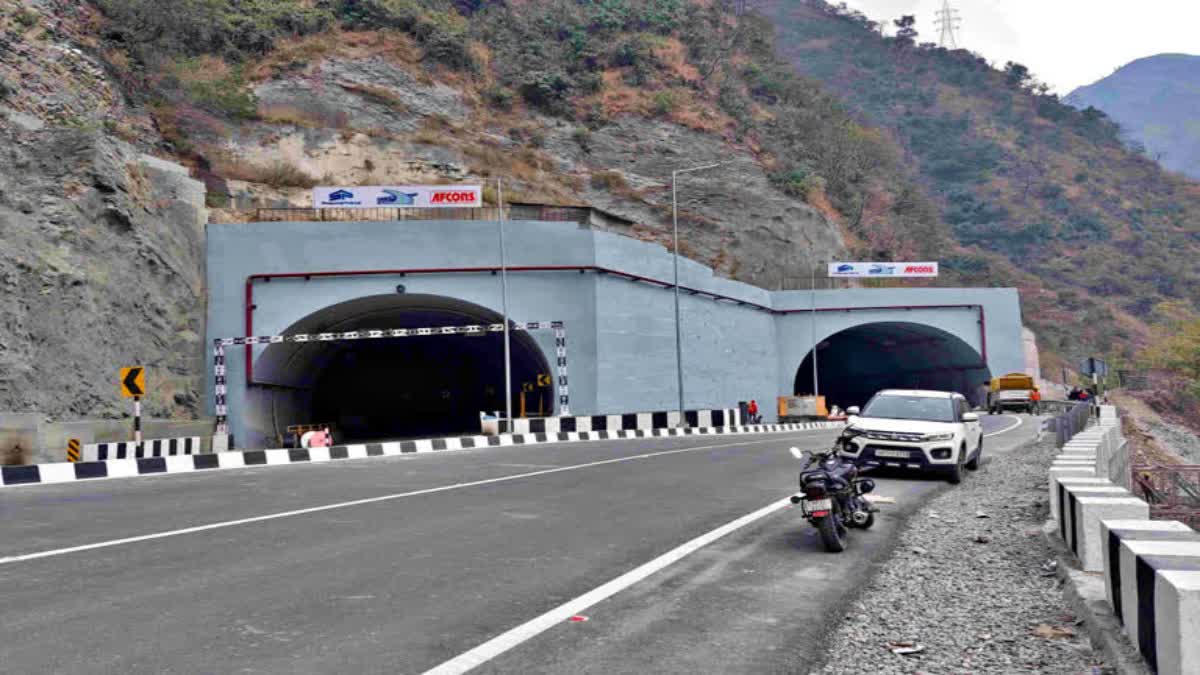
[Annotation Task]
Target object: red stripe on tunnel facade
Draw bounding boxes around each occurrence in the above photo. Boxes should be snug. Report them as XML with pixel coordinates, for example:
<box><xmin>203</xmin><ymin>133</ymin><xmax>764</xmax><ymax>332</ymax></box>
<box><xmin>242</xmin><ymin>266</ymin><xmax>988</xmax><ymax>384</ymax></box>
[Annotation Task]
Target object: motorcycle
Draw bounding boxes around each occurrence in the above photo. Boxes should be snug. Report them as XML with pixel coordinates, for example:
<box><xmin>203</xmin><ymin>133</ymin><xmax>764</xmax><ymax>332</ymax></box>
<box><xmin>788</xmin><ymin>437</ymin><xmax>879</xmax><ymax>553</ymax></box>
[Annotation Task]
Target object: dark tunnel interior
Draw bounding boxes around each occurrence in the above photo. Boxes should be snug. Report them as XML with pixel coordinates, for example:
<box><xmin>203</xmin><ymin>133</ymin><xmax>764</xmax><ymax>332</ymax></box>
<box><xmin>794</xmin><ymin>321</ymin><xmax>991</xmax><ymax>411</ymax></box>
<box><xmin>251</xmin><ymin>293</ymin><xmax>551</xmax><ymax>444</ymax></box>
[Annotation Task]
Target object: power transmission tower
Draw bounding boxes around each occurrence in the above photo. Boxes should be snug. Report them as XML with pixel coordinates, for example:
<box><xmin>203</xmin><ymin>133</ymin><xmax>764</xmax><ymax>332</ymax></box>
<box><xmin>935</xmin><ymin>0</ymin><xmax>962</xmax><ymax>49</ymax></box>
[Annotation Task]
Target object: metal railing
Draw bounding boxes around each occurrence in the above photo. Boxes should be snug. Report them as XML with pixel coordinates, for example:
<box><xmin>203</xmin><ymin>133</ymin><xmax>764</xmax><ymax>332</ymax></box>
<box><xmin>1049</xmin><ymin>401</ymin><xmax>1094</xmax><ymax>448</ymax></box>
<box><xmin>255</xmin><ymin>207</ymin><xmax>507</xmax><ymax>222</ymax></box>
<box><xmin>1132</xmin><ymin>465</ymin><xmax>1200</xmax><ymax>528</ymax></box>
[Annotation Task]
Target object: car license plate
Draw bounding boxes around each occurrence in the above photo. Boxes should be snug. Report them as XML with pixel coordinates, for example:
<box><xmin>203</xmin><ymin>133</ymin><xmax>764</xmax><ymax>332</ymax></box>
<box><xmin>805</xmin><ymin>498</ymin><xmax>832</xmax><ymax>512</ymax></box>
<box><xmin>875</xmin><ymin>449</ymin><xmax>910</xmax><ymax>459</ymax></box>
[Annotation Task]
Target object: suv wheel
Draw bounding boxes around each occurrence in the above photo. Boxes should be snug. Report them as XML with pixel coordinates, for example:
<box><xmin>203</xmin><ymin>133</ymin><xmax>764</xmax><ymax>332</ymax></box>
<box><xmin>966</xmin><ymin>437</ymin><xmax>982</xmax><ymax>470</ymax></box>
<box><xmin>947</xmin><ymin>445</ymin><xmax>966</xmax><ymax>484</ymax></box>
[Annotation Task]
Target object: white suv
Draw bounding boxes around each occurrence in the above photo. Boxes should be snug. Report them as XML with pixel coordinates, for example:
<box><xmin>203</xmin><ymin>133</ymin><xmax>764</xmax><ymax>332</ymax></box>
<box><xmin>837</xmin><ymin>389</ymin><xmax>984</xmax><ymax>484</ymax></box>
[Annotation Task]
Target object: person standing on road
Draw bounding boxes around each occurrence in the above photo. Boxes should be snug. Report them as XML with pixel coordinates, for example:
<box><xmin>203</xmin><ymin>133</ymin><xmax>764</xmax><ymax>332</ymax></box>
<box><xmin>748</xmin><ymin>399</ymin><xmax>760</xmax><ymax>424</ymax></box>
<box><xmin>1030</xmin><ymin>387</ymin><xmax>1041</xmax><ymax>416</ymax></box>
<box><xmin>976</xmin><ymin>380</ymin><xmax>990</xmax><ymax>411</ymax></box>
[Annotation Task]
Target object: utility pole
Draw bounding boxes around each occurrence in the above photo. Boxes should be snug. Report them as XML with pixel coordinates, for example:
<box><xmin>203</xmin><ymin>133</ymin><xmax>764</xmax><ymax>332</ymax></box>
<box><xmin>671</xmin><ymin>162</ymin><xmax>726</xmax><ymax>424</ymax></box>
<box><xmin>811</xmin><ymin>263</ymin><xmax>819</xmax><ymax>399</ymax></box>
<box><xmin>497</xmin><ymin>178</ymin><xmax>512</xmax><ymax>429</ymax></box>
<box><xmin>935</xmin><ymin>0</ymin><xmax>962</xmax><ymax>49</ymax></box>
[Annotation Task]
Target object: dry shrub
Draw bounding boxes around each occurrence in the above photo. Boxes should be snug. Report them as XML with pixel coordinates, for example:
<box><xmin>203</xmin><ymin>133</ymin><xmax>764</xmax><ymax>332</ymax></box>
<box><xmin>339</xmin><ymin>82</ymin><xmax>407</xmax><ymax>110</ymax></box>
<box><xmin>213</xmin><ymin>156</ymin><xmax>319</xmax><ymax>189</ymax></box>
<box><xmin>258</xmin><ymin>103</ymin><xmax>348</xmax><ymax>129</ymax></box>
<box><xmin>591</xmin><ymin>170</ymin><xmax>628</xmax><ymax>192</ymax></box>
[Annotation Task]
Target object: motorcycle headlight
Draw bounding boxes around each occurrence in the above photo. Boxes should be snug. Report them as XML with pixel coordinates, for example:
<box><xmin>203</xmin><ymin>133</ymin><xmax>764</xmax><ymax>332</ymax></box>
<box><xmin>923</xmin><ymin>432</ymin><xmax>955</xmax><ymax>442</ymax></box>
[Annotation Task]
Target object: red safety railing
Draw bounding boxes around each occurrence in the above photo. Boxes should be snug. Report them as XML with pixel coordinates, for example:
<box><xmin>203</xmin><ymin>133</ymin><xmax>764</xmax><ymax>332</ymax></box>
<box><xmin>242</xmin><ymin>265</ymin><xmax>989</xmax><ymax>383</ymax></box>
<box><xmin>1132</xmin><ymin>465</ymin><xmax>1200</xmax><ymax>529</ymax></box>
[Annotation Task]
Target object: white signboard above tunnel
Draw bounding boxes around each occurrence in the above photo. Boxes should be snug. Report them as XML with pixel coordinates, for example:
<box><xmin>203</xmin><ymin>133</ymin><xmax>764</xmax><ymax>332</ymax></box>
<box><xmin>828</xmin><ymin>262</ymin><xmax>939</xmax><ymax>278</ymax></box>
<box><xmin>313</xmin><ymin>185</ymin><xmax>483</xmax><ymax>208</ymax></box>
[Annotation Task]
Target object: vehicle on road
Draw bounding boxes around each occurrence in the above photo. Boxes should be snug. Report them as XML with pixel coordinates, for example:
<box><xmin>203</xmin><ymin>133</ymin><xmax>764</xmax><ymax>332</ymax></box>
<box><xmin>836</xmin><ymin>389</ymin><xmax>984</xmax><ymax>484</ymax></box>
<box><xmin>789</xmin><ymin>445</ymin><xmax>878</xmax><ymax>552</ymax></box>
<box><xmin>988</xmin><ymin>372</ymin><xmax>1036</xmax><ymax>415</ymax></box>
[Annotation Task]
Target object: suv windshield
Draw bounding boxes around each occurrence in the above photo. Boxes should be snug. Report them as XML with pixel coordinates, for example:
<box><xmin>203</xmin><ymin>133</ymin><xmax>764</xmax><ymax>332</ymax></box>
<box><xmin>861</xmin><ymin>395</ymin><xmax>956</xmax><ymax>423</ymax></box>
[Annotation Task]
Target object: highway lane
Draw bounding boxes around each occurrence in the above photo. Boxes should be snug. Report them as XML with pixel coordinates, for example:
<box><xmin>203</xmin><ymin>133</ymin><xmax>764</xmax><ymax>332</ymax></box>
<box><xmin>0</xmin><ymin>415</ymin><xmax>1030</xmax><ymax>674</ymax></box>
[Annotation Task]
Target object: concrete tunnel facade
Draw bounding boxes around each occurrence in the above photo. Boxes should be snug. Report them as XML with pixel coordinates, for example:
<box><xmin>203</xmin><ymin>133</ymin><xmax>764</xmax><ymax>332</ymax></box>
<box><xmin>206</xmin><ymin>218</ymin><xmax>1025</xmax><ymax>448</ymax></box>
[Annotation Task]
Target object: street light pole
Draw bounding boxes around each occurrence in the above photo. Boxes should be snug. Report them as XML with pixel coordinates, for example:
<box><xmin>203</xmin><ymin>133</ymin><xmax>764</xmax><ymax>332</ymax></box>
<box><xmin>498</xmin><ymin>178</ymin><xmax>512</xmax><ymax>428</ymax></box>
<box><xmin>811</xmin><ymin>263</ymin><xmax>819</xmax><ymax>399</ymax></box>
<box><xmin>671</xmin><ymin>162</ymin><xmax>725</xmax><ymax>425</ymax></box>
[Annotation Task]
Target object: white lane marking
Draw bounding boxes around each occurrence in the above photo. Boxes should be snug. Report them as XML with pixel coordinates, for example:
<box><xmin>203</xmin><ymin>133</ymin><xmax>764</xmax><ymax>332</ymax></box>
<box><xmin>984</xmin><ymin>415</ymin><xmax>1022</xmax><ymax>437</ymax></box>
<box><xmin>422</xmin><ymin>498</ymin><xmax>792</xmax><ymax>675</ymax></box>
<box><xmin>0</xmin><ymin>432</ymin><xmax>832</xmax><ymax>566</ymax></box>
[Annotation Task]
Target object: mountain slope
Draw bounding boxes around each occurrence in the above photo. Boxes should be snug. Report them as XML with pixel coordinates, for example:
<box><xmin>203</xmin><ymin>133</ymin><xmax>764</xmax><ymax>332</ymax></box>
<box><xmin>1066</xmin><ymin>53</ymin><xmax>1200</xmax><ymax>180</ymax></box>
<box><xmin>759</xmin><ymin>0</ymin><xmax>1200</xmax><ymax>364</ymax></box>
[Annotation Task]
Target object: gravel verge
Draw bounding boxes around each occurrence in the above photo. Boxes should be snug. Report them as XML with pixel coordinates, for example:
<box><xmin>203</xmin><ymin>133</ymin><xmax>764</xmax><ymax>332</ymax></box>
<box><xmin>811</xmin><ymin>437</ymin><xmax>1108</xmax><ymax>674</ymax></box>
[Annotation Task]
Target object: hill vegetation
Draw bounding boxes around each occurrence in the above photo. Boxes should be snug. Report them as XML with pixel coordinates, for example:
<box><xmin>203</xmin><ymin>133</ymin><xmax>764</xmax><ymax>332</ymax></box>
<box><xmin>760</xmin><ymin>0</ymin><xmax>1200</xmax><ymax>366</ymax></box>
<box><xmin>1067</xmin><ymin>54</ymin><xmax>1200</xmax><ymax>181</ymax></box>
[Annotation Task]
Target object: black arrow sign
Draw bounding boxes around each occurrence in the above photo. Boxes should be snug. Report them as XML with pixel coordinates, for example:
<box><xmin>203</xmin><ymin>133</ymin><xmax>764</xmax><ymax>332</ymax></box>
<box><xmin>123</xmin><ymin>367</ymin><xmax>144</xmax><ymax>397</ymax></box>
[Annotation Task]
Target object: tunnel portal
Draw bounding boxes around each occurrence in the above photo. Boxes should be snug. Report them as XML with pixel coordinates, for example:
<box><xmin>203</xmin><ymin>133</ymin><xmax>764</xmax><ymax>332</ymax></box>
<box><xmin>251</xmin><ymin>293</ymin><xmax>550</xmax><ymax>443</ymax></box>
<box><xmin>794</xmin><ymin>321</ymin><xmax>992</xmax><ymax>411</ymax></box>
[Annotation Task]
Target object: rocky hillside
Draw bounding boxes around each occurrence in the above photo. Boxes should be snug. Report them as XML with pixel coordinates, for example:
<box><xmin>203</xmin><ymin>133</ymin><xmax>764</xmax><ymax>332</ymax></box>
<box><xmin>1066</xmin><ymin>54</ymin><xmax>1200</xmax><ymax>181</ymax></box>
<box><xmin>760</xmin><ymin>1</ymin><xmax>1200</xmax><ymax>367</ymax></box>
<box><xmin>0</xmin><ymin>0</ymin><xmax>207</xmax><ymax>420</ymax></box>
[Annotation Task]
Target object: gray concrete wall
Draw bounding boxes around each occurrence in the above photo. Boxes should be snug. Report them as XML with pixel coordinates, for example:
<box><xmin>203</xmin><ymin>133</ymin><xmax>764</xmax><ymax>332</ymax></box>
<box><xmin>208</xmin><ymin>218</ymin><xmax>1026</xmax><ymax>446</ymax></box>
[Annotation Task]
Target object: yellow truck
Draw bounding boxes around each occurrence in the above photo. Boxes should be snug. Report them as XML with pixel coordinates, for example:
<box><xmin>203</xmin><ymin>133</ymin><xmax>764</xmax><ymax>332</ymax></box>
<box><xmin>988</xmin><ymin>373</ymin><xmax>1036</xmax><ymax>415</ymax></box>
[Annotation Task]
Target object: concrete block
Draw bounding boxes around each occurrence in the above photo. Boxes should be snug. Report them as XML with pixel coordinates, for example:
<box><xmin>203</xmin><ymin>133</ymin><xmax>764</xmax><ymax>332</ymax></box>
<box><xmin>1057</xmin><ymin>484</ymin><xmax>1131</xmax><ymax>550</ymax></box>
<box><xmin>1101</xmin><ymin>520</ymin><xmax>1198</xmax><ymax>623</ymax></box>
<box><xmin>1072</xmin><ymin>496</ymin><xmax>1148</xmax><ymax>571</ymax></box>
<box><xmin>1114</xmin><ymin>541</ymin><xmax>1200</xmax><ymax>657</ymax></box>
<box><xmin>1050</xmin><ymin>476</ymin><xmax>1112</xmax><ymax>523</ymax></box>
<box><xmin>1154</xmin><ymin>569</ymin><xmax>1200</xmax><ymax>675</ymax></box>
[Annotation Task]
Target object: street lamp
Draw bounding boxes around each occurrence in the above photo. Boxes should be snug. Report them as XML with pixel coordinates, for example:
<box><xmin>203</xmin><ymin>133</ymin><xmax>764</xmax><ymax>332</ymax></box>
<box><xmin>671</xmin><ymin>162</ymin><xmax>726</xmax><ymax>424</ymax></box>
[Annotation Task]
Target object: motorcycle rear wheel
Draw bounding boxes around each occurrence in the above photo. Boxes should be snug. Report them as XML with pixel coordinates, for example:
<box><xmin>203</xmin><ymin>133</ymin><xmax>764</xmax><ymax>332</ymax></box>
<box><xmin>815</xmin><ymin>515</ymin><xmax>847</xmax><ymax>552</ymax></box>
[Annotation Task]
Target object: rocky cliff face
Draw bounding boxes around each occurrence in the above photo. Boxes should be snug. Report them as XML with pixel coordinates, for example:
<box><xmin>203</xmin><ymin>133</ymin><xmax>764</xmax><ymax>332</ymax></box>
<box><xmin>0</xmin><ymin>0</ymin><xmax>208</xmax><ymax>421</ymax></box>
<box><xmin>216</xmin><ymin>53</ymin><xmax>845</xmax><ymax>288</ymax></box>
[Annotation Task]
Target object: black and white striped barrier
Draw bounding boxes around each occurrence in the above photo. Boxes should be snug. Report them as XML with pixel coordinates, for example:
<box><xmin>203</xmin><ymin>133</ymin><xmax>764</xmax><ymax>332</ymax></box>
<box><xmin>82</xmin><ymin>437</ymin><xmax>201</xmax><ymax>462</ymax></box>
<box><xmin>1105</xmin><ymin>535</ymin><xmax>1200</xmax><ymax>674</ymax></box>
<box><xmin>213</xmin><ymin>320</ymin><xmax>572</xmax><ymax>440</ymax></box>
<box><xmin>500</xmin><ymin>408</ymin><xmax>741</xmax><ymax>435</ymax></box>
<box><xmin>0</xmin><ymin>421</ymin><xmax>845</xmax><ymax>489</ymax></box>
<box><xmin>1047</xmin><ymin>405</ymin><xmax>1200</xmax><ymax>675</ymax></box>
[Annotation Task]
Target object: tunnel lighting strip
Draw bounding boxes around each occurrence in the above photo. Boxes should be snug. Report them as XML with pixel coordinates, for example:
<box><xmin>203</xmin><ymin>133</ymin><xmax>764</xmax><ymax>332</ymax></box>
<box><xmin>212</xmin><ymin>321</ymin><xmax>569</xmax><ymax>437</ymax></box>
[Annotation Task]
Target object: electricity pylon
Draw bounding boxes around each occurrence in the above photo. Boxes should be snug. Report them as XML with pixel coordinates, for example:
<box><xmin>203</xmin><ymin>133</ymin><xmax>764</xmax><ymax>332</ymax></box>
<box><xmin>935</xmin><ymin>0</ymin><xmax>962</xmax><ymax>49</ymax></box>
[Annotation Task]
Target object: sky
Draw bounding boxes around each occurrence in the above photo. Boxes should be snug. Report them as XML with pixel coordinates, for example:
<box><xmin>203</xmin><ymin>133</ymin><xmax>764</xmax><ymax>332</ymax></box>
<box><xmin>832</xmin><ymin>0</ymin><xmax>1200</xmax><ymax>94</ymax></box>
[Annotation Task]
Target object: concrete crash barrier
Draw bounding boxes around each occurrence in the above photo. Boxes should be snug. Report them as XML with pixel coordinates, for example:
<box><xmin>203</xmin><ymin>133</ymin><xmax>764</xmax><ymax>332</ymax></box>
<box><xmin>1050</xmin><ymin>476</ymin><xmax>1111</xmax><ymax>523</ymax></box>
<box><xmin>496</xmin><ymin>408</ymin><xmax>741</xmax><ymax>435</ymax></box>
<box><xmin>1153</xmin><ymin>570</ymin><xmax>1200</xmax><ymax>675</ymax></box>
<box><xmin>1110</xmin><ymin>540</ymin><xmax>1200</xmax><ymax>674</ymax></box>
<box><xmin>0</xmin><ymin>420</ymin><xmax>845</xmax><ymax>489</ymax></box>
<box><xmin>1070</xmin><ymin>495</ymin><xmax>1149</xmax><ymax>572</ymax></box>
<box><xmin>1054</xmin><ymin>480</ymin><xmax>1138</xmax><ymax>568</ymax></box>
<box><xmin>82</xmin><ymin>437</ymin><xmax>201</xmax><ymax>461</ymax></box>
<box><xmin>1101</xmin><ymin>520</ymin><xmax>1199</xmax><ymax>625</ymax></box>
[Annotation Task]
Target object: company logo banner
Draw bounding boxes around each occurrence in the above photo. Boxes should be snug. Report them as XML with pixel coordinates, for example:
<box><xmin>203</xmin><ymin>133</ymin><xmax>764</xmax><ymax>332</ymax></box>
<box><xmin>313</xmin><ymin>185</ymin><xmax>483</xmax><ymax>208</ymax></box>
<box><xmin>828</xmin><ymin>262</ymin><xmax>939</xmax><ymax>278</ymax></box>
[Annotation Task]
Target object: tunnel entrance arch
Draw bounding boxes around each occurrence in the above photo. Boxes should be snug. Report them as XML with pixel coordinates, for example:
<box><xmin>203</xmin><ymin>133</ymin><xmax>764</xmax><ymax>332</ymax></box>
<box><xmin>215</xmin><ymin>294</ymin><xmax>565</xmax><ymax>445</ymax></box>
<box><xmin>794</xmin><ymin>321</ymin><xmax>991</xmax><ymax>411</ymax></box>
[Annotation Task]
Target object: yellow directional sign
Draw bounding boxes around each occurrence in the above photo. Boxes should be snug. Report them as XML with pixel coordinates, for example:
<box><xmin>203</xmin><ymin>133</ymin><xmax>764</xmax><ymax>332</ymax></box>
<box><xmin>67</xmin><ymin>438</ymin><xmax>81</xmax><ymax>463</ymax></box>
<box><xmin>536</xmin><ymin>373</ymin><xmax>552</xmax><ymax>387</ymax></box>
<box><xmin>522</xmin><ymin>382</ymin><xmax>535</xmax><ymax>393</ymax></box>
<box><xmin>120</xmin><ymin>366</ymin><xmax>145</xmax><ymax>398</ymax></box>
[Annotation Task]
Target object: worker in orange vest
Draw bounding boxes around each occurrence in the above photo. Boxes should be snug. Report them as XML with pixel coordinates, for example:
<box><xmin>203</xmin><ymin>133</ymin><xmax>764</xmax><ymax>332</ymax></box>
<box><xmin>1030</xmin><ymin>387</ymin><xmax>1041</xmax><ymax>416</ymax></box>
<box><xmin>747</xmin><ymin>399</ymin><xmax>760</xmax><ymax>424</ymax></box>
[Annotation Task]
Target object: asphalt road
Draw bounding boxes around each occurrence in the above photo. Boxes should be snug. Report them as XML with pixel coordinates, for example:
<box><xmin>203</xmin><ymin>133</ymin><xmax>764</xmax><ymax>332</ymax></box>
<box><xmin>0</xmin><ymin>415</ymin><xmax>1033</xmax><ymax>674</ymax></box>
